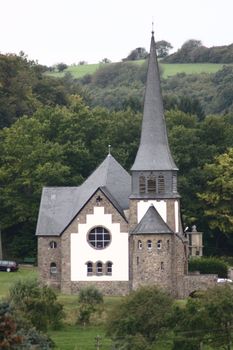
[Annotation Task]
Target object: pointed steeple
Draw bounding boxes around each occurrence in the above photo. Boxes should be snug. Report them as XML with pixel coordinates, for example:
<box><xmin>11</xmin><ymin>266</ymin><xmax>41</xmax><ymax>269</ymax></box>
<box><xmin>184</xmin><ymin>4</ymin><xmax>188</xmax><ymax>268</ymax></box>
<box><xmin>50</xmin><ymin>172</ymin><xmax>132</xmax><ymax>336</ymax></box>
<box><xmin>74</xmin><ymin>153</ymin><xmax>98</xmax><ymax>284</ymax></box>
<box><xmin>131</xmin><ymin>31</ymin><xmax>178</xmax><ymax>171</ymax></box>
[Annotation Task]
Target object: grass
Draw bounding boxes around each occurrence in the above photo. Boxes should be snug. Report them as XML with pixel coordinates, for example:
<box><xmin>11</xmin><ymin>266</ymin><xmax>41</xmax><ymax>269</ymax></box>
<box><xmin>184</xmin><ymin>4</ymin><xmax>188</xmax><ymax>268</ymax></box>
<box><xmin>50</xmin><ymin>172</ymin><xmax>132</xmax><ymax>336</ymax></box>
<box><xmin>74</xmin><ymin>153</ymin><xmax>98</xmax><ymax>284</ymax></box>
<box><xmin>0</xmin><ymin>265</ymin><xmax>38</xmax><ymax>299</ymax></box>
<box><xmin>0</xmin><ymin>268</ymin><xmax>122</xmax><ymax>349</ymax></box>
<box><xmin>49</xmin><ymin>325</ymin><xmax>111</xmax><ymax>350</ymax></box>
<box><xmin>45</xmin><ymin>61</ymin><xmax>232</xmax><ymax>80</ymax></box>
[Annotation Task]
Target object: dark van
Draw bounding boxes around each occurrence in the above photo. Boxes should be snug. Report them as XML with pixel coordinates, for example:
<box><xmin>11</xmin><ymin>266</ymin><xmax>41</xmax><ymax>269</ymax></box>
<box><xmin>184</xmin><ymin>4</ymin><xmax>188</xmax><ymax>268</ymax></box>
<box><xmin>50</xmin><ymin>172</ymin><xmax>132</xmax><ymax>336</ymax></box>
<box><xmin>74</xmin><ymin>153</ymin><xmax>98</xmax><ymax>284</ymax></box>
<box><xmin>0</xmin><ymin>260</ymin><xmax>19</xmax><ymax>272</ymax></box>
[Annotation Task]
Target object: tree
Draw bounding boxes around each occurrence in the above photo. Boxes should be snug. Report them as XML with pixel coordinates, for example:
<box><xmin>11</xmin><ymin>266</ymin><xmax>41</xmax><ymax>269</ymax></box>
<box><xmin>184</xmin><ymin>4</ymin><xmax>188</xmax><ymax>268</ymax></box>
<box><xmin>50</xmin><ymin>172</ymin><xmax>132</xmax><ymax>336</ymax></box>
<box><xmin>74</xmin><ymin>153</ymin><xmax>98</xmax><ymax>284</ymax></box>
<box><xmin>56</xmin><ymin>62</ymin><xmax>68</xmax><ymax>72</ymax></box>
<box><xmin>156</xmin><ymin>40</ymin><xmax>173</xmax><ymax>58</ymax></box>
<box><xmin>198</xmin><ymin>148</ymin><xmax>233</xmax><ymax>236</ymax></box>
<box><xmin>123</xmin><ymin>47</ymin><xmax>148</xmax><ymax>61</ymax></box>
<box><xmin>100</xmin><ymin>58</ymin><xmax>111</xmax><ymax>64</ymax></box>
<box><xmin>172</xmin><ymin>285</ymin><xmax>233</xmax><ymax>350</ymax></box>
<box><xmin>77</xmin><ymin>286</ymin><xmax>103</xmax><ymax>325</ymax></box>
<box><xmin>106</xmin><ymin>286</ymin><xmax>173</xmax><ymax>349</ymax></box>
<box><xmin>9</xmin><ymin>279</ymin><xmax>64</xmax><ymax>331</ymax></box>
<box><xmin>0</xmin><ymin>301</ymin><xmax>54</xmax><ymax>349</ymax></box>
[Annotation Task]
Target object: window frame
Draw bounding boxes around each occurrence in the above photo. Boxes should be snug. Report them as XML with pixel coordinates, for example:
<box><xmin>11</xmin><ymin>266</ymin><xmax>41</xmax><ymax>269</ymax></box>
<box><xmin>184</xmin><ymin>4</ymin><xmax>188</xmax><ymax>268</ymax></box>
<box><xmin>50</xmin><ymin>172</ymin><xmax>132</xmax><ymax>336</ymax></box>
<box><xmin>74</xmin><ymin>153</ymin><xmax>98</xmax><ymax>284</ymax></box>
<box><xmin>87</xmin><ymin>226</ymin><xmax>111</xmax><ymax>250</ymax></box>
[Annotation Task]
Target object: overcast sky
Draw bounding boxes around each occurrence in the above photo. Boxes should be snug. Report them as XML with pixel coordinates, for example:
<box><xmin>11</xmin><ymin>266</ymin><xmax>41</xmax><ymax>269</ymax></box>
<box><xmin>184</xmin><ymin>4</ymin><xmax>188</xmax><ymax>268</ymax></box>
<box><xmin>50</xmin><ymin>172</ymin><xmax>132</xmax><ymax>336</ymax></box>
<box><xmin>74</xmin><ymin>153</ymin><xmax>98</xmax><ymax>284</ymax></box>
<box><xmin>1</xmin><ymin>0</ymin><xmax>233</xmax><ymax>66</ymax></box>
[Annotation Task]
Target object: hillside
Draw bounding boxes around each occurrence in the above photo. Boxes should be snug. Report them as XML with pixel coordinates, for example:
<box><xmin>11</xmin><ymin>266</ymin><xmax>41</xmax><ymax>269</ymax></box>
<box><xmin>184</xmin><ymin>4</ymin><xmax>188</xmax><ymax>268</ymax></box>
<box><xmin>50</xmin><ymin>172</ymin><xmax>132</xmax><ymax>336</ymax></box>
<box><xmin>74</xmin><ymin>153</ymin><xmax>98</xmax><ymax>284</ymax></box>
<box><xmin>46</xmin><ymin>61</ymin><xmax>230</xmax><ymax>79</ymax></box>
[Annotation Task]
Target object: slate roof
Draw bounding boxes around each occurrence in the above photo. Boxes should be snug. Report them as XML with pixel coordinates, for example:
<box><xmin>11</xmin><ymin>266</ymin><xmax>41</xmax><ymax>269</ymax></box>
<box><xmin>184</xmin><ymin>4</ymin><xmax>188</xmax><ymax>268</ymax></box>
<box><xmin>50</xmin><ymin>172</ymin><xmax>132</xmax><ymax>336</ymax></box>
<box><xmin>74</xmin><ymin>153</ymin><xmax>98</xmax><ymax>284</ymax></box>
<box><xmin>131</xmin><ymin>205</ymin><xmax>173</xmax><ymax>235</ymax></box>
<box><xmin>131</xmin><ymin>32</ymin><xmax>178</xmax><ymax>171</ymax></box>
<box><xmin>36</xmin><ymin>154</ymin><xmax>131</xmax><ymax>236</ymax></box>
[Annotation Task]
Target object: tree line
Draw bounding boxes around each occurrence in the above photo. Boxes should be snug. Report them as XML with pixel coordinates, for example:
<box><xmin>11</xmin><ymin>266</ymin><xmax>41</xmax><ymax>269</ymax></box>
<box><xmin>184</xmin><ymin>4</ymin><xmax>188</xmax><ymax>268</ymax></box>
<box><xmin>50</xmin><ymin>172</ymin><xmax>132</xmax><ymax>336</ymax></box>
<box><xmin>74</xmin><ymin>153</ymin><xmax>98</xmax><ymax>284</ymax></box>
<box><xmin>0</xmin><ymin>53</ymin><xmax>233</xmax><ymax>259</ymax></box>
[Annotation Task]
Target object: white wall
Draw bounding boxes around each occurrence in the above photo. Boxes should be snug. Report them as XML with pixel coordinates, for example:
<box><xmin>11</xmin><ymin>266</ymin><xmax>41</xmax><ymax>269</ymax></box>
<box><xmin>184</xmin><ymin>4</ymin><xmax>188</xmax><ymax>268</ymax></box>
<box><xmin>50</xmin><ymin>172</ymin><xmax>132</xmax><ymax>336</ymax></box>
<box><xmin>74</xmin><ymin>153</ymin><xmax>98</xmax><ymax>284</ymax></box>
<box><xmin>137</xmin><ymin>200</ymin><xmax>179</xmax><ymax>232</ymax></box>
<box><xmin>137</xmin><ymin>200</ymin><xmax>167</xmax><ymax>222</ymax></box>
<box><xmin>71</xmin><ymin>206</ymin><xmax>129</xmax><ymax>281</ymax></box>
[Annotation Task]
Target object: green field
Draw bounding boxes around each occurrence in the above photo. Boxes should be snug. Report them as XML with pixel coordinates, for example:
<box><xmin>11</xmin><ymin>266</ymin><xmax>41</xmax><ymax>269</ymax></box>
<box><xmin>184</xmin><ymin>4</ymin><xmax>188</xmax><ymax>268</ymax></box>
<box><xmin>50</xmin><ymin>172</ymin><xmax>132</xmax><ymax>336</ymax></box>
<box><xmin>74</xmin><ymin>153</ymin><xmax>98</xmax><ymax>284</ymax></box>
<box><xmin>46</xmin><ymin>61</ymin><xmax>231</xmax><ymax>80</ymax></box>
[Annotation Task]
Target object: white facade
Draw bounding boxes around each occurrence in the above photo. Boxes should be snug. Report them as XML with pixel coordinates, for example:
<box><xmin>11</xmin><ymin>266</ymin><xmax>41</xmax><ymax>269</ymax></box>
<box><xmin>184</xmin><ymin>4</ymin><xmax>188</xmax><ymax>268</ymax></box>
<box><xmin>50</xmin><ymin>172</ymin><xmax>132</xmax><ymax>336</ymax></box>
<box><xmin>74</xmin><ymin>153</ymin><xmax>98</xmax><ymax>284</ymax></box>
<box><xmin>70</xmin><ymin>206</ymin><xmax>129</xmax><ymax>281</ymax></box>
<box><xmin>137</xmin><ymin>200</ymin><xmax>179</xmax><ymax>232</ymax></box>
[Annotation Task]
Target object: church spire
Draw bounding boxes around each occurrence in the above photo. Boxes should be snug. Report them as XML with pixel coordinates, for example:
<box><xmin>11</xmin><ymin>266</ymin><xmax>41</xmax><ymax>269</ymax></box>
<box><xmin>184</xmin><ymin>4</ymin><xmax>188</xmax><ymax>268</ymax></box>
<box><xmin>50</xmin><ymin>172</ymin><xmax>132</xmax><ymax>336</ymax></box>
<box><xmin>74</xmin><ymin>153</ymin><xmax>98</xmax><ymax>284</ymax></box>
<box><xmin>131</xmin><ymin>32</ymin><xmax>177</xmax><ymax>171</ymax></box>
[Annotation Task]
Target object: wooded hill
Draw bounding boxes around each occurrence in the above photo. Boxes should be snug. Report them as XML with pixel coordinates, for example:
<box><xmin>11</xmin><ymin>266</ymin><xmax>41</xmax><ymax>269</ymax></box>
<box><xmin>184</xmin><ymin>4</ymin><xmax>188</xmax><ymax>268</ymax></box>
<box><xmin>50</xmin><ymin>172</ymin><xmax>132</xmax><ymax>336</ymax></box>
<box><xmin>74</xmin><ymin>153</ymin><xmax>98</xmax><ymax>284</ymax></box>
<box><xmin>0</xmin><ymin>52</ymin><xmax>233</xmax><ymax>260</ymax></box>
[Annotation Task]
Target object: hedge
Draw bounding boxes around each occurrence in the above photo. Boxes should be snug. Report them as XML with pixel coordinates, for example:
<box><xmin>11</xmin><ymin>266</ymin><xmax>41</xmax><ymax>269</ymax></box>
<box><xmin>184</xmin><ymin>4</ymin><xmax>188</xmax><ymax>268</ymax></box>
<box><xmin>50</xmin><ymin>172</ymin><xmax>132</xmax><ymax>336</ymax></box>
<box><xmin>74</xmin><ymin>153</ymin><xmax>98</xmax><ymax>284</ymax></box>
<box><xmin>188</xmin><ymin>257</ymin><xmax>228</xmax><ymax>278</ymax></box>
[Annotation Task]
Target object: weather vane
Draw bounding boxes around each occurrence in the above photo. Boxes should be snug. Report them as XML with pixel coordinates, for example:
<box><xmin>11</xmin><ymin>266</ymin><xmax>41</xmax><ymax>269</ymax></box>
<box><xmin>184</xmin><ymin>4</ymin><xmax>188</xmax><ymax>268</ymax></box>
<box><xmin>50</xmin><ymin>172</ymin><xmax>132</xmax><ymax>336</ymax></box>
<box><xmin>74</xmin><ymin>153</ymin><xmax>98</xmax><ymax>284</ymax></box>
<box><xmin>108</xmin><ymin>144</ymin><xmax>111</xmax><ymax>155</ymax></box>
<box><xmin>152</xmin><ymin>19</ymin><xmax>154</xmax><ymax>35</ymax></box>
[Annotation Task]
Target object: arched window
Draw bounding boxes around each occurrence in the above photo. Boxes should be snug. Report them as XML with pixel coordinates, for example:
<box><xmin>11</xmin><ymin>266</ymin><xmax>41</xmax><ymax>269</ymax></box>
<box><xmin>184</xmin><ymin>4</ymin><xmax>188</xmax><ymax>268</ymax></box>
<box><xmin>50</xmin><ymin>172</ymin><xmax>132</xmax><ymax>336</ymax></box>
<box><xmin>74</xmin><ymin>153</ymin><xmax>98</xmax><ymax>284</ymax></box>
<box><xmin>49</xmin><ymin>241</ymin><xmax>57</xmax><ymax>249</ymax></box>
<box><xmin>106</xmin><ymin>261</ymin><xmax>113</xmax><ymax>275</ymax></box>
<box><xmin>147</xmin><ymin>176</ymin><xmax>156</xmax><ymax>193</ymax></box>
<box><xmin>86</xmin><ymin>261</ymin><xmax>93</xmax><ymax>275</ymax></box>
<box><xmin>96</xmin><ymin>261</ymin><xmax>103</xmax><ymax>275</ymax></box>
<box><xmin>50</xmin><ymin>262</ymin><xmax>57</xmax><ymax>275</ymax></box>
<box><xmin>138</xmin><ymin>240</ymin><xmax>143</xmax><ymax>250</ymax></box>
<box><xmin>157</xmin><ymin>240</ymin><xmax>162</xmax><ymax>250</ymax></box>
<box><xmin>167</xmin><ymin>239</ymin><xmax>170</xmax><ymax>250</ymax></box>
<box><xmin>139</xmin><ymin>175</ymin><xmax>146</xmax><ymax>194</ymax></box>
<box><xmin>147</xmin><ymin>240</ymin><xmax>152</xmax><ymax>250</ymax></box>
<box><xmin>158</xmin><ymin>174</ymin><xmax>165</xmax><ymax>193</ymax></box>
<box><xmin>88</xmin><ymin>227</ymin><xmax>111</xmax><ymax>249</ymax></box>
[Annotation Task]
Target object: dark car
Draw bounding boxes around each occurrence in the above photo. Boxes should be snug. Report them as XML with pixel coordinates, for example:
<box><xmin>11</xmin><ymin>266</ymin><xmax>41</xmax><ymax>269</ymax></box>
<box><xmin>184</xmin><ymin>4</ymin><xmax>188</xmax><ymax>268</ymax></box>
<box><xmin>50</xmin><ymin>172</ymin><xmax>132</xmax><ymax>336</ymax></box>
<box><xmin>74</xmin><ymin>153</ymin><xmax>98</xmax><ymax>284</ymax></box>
<box><xmin>0</xmin><ymin>260</ymin><xmax>19</xmax><ymax>272</ymax></box>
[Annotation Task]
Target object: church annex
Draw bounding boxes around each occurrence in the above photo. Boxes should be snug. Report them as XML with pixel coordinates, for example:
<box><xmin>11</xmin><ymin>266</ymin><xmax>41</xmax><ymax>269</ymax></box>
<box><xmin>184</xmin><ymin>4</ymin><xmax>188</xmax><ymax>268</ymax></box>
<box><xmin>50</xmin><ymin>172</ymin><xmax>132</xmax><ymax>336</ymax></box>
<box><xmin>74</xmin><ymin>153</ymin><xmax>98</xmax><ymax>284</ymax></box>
<box><xmin>36</xmin><ymin>32</ymin><xmax>216</xmax><ymax>298</ymax></box>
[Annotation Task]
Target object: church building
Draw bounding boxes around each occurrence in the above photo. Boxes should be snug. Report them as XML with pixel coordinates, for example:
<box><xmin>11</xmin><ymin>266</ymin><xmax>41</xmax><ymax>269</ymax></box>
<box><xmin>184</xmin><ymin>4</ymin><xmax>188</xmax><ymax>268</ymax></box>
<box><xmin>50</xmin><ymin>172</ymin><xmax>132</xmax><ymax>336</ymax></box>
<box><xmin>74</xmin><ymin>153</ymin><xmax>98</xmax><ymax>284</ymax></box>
<box><xmin>36</xmin><ymin>32</ymin><xmax>215</xmax><ymax>297</ymax></box>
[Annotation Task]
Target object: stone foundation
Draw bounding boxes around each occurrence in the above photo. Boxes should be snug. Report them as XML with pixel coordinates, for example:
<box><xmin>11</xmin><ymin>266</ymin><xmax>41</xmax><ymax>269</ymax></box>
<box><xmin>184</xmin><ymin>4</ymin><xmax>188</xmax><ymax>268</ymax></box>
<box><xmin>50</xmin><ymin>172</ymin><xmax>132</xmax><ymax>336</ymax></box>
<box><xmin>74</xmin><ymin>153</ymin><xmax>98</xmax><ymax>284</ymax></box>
<box><xmin>70</xmin><ymin>281</ymin><xmax>130</xmax><ymax>296</ymax></box>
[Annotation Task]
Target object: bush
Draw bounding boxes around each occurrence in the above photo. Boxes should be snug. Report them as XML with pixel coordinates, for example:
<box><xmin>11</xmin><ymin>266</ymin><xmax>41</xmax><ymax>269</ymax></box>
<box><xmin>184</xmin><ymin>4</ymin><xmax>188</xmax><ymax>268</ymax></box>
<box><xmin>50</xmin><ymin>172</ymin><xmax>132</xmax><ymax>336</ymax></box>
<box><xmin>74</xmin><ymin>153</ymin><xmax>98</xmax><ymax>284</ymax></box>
<box><xmin>9</xmin><ymin>279</ymin><xmax>64</xmax><ymax>331</ymax></box>
<box><xmin>189</xmin><ymin>257</ymin><xmax>228</xmax><ymax>277</ymax></box>
<box><xmin>77</xmin><ymin>286</ymin><xmax>103</xmax><ymax>325</ymax></box>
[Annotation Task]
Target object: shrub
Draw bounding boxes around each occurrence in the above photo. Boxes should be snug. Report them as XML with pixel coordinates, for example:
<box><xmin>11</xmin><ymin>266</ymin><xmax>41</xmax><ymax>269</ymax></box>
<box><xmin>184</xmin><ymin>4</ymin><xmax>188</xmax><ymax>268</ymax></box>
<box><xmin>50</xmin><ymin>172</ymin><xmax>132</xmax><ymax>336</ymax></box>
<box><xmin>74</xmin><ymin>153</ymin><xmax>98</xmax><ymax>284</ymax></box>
<box><xmin>189</xmin><ymin>257</ymin><xmax>228</xmax><ymax>277</ymax></box>
<box><xmin>9</xmin><ymin>279</ymin><xmax>64</xmax><ymax>331</ymax></box>
<box><xmin>77</xmin><ymin>286</ymin><xmax>103</xmax><ymax>325</ymax></box>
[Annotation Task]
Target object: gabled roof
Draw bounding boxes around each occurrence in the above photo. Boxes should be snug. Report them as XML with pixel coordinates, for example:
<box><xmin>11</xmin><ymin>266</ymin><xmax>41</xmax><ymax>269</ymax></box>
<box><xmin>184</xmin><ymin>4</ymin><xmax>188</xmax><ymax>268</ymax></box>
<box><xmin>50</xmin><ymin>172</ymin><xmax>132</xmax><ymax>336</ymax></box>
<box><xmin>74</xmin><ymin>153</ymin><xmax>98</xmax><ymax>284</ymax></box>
<box><xmin>131</xmin><ymin>205</ymin><xmax>173</xmax><ymax>235</ymax></box>
<box><xmin>131</xmin><ymin>32</ymin><xmax>178</xmax><ymax>171</ymax></box>
<box><xmin>36</xmin><ymin>154</ymin><xmax>131</xmax><ymax>236</ymax></box>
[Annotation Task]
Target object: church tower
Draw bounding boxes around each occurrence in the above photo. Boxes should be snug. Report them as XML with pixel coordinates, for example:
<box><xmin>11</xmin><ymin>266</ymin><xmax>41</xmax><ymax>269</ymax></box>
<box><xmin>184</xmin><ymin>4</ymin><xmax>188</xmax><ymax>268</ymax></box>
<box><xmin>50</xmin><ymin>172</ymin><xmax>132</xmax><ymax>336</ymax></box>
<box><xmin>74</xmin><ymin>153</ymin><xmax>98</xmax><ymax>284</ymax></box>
<box><xmin>129</xmin><ymin>31</ymin><xmax>187</xmax><ymax>295</ymax></box>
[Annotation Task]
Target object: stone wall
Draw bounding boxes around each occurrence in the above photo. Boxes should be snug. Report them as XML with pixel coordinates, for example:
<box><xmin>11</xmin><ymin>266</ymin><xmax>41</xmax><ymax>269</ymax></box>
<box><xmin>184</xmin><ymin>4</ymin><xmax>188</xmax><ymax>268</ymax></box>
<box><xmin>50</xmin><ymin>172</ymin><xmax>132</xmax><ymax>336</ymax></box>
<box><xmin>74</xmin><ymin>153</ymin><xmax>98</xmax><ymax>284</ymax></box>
<box><xmin>71</xmin><ymin>281</ymin><xmax>130</xmax><ymax>296</ymax></box>
<box><xmin>37</xmin><ymin>236</ymin><xmax>61</xmax><ymax>289</ymax></box>
<box><xmin>181</xmin><ymin>273</ymin><xmax>218</xmax><ymax>298</ymax></box>
<box><xmin>130</xmin><ymin>233</ymin><xmax>173</xmax><ymax>291</ymax></box>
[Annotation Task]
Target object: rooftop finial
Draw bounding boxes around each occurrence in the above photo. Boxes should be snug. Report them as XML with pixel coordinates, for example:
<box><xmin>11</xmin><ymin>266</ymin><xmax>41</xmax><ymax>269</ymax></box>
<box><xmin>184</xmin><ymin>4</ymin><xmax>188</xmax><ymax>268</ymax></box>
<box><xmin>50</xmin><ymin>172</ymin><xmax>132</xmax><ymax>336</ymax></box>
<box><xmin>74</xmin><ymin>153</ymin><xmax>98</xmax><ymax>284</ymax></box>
<box><xmin>108</xmin><ymin>144</ymin><xmax>111</xmax><ymax>155</ymax></box>
<box><xmin>152</xmin><ymin>20</ymin><xmax>154</xmax><ymax>36</ymax></box>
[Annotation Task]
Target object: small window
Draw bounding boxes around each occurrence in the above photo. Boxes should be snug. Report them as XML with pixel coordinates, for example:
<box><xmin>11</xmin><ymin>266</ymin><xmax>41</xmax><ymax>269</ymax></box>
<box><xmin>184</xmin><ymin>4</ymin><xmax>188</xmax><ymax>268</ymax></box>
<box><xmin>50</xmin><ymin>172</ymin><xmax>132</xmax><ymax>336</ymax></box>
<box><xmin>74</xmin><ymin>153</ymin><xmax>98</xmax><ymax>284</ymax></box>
<box><xmin>139</xmin><ymin>175</ymin><xmax>146</xmax><ymax>194</ymax></box>
<box><xmin>157</xmin><ymin>240</ymin><xmax>162</xmax><ymax>250</ymax></box>
<box><xmin>86</xmin><ymin>262</ymin><xmax>93</xmax><ymax>275</ymax></box>
<box><xmin>148</xmin><ymin>176</ymin><xmax>156</xmax><ymax>193</ymax></box>
<box><xmin>147</xmin><ymin>240</ymin><xmax>152</xmax><ymax>250</ymax></box>
<box><xmin>161</xmin><ymin>262</ymin><xmax>164</xmax><ymax>270</ymax></box>
<box><xmin>158</xmin><ymin>174</ymin><xmax>165</xmax><ymax>194</ymax></box>
<box><xmin>138</xmin><ymin>240</ymin><xmax>143</xmax><ymax>250</ymax></box>
<box><xmin>50</xmin><ymin>262</ymin><xmax>57</xmax><ymax>274</ymax></box>
<box><xmin>106</xmin><ymin>261</ymin><xmax>113</xmax><ymax>275</ymax></box>
<box><xmin>136</xmin><ymin>257</ymin><xmax>139</xmax><ymax>265</ymax></box>
<box><xmin>96</xmin><ymin>262</ymin><xmax>103</xmax><ymax>274</ymax></box>
<box><xmin>167</xmin><ymin>240</ymin><xmax>170</xmax><ymax>250</ymax></box>
<box><xmin>49</xmin><ymin>241</ymin><xmax>57</xmax><ymax>249</ymax></box>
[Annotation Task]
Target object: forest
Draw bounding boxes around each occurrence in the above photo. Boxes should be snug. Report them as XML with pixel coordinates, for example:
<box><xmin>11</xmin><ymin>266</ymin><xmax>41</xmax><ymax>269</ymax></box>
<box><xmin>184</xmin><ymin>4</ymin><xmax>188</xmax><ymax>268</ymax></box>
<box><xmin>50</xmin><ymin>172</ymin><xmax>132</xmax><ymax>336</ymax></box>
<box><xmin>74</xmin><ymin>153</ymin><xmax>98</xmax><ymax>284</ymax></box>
<box><xmin>0</xmin><ymin>51</ymin><xmax>233</xmax><ymax>260</ymax></box>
